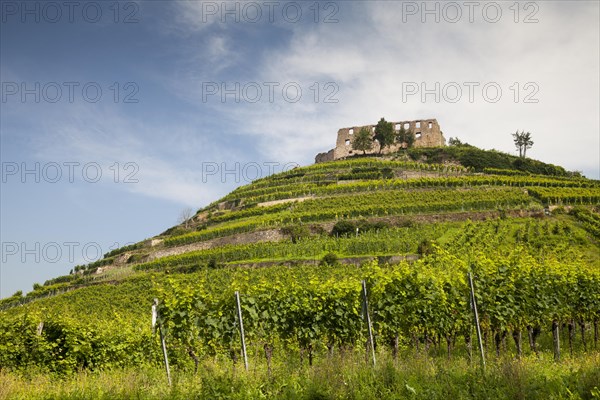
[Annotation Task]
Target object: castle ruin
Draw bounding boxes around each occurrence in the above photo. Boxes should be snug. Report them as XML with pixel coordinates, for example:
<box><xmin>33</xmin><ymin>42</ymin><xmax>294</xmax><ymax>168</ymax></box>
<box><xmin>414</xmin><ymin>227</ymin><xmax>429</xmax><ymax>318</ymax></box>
<box><xmin>315</xmin><ymin>118</ymin><xmax>446</xmax><ymax>163</ymax></box>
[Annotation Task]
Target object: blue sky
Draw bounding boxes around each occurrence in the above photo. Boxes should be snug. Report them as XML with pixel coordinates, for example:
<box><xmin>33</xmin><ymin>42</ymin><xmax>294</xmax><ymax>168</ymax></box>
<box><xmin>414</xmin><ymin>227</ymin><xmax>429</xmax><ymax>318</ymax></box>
<box><xmin>1</xmin><ymin>0</ymin><xmax>599</xmax><ymax>298</ymax></box>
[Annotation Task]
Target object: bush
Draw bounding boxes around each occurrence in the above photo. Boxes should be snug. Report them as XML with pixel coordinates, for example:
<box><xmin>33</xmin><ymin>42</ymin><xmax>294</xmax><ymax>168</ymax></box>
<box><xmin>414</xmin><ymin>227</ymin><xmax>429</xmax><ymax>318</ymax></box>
<box><xmin>282</xmin><ymin>225</ymin><xmax>311</xmax><ymax>243</ymax></box>
<box><xmin>320</xmin><ymin>252</ymin><xmax>338</xmax><ymax>266</ymax></box>
<box><xmin>207</xmin><ymin>257</ymin><xmax>221</xmax><ymax>269</ymax></box>
<box><xmin>331</xmin><ymin>220</ymin><xmax>357</xmax><ymax>237</ymax></box>
<box><xmin>381</xmin><ymin>167</ymin><xmax>394</xmax><ymax>179</ymax></box>
<box><xmin>43</xmin><ymin>274</ymin><xmax>76</xmax><ymax>286</ymax></box>
<box><xmin>127</xmin><ymin>254</ymin><xmax>147</xmax><ymax>264</ymax></box>
<box><xmin>417</xmin><ymin>239</ymin><xmax>434</xmax><ymax>256</ymax></box>
<box><xmin>309</xmin><ymin>224</ymin><xmax>327</xmax><ymax>236</ymax></box>
<box><xmin>332</xmin><ymin>220</ymin><xmax>391</xmax><ymax>238</ymax></box>
<box><xmin>407</xmin><ymin>146</ymin><xmax>569</xmax><ymax>176</ymax></box>
<box><xmin>552</xmin><ymin>206</ymin><xmax>566</xmax><ymax>215</ymax></box>
<box><xmin>358</xmin><ymin>220</ymin><xmax>390</xmax><ymax>232</ymax></box>
<box><xmin>394</xmin><ymin>218</ymin><xmax>415</xmax><ymax>228</ymax></box>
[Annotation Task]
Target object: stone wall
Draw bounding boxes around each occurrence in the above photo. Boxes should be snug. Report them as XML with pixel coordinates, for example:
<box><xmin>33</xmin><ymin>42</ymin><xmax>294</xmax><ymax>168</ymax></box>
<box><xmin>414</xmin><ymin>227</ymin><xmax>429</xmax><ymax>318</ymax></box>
<box><xmin>315</xmin><ymin>149</ymin><xmax>334</xmax><ymax>163</ymax></box>
<box><xmin>315</xmin><ymin>118</ymin><xmax>446</xmax><ymax>163</ymax></box>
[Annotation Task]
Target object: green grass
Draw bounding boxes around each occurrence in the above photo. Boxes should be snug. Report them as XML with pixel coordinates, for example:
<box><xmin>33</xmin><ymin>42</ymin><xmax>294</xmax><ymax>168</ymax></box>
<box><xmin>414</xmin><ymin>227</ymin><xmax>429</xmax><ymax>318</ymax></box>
<box><xmin>1</xmin><ymin>351</ymin><xmax>598</xmax><ymax>399</ymax></box>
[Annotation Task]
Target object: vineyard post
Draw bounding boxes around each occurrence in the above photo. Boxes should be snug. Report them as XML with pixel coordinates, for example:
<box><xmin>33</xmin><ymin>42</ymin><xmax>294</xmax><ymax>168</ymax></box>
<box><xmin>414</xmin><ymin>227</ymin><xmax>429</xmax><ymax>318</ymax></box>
<box><xmin>235</xmin><ymin>291</ymin><xmax>249</xmax><ymax>372</ymax></box>
<box><xmin>361</xmin><ymin>280</ymin><xmax>376</xmax><ymax>366</ymax></box>
<box><xmin>468</xmin><ymin>273</ymin><xmax>486</xmax><ymax>370</ymax></box>
<box><xmin>153</xmin><ymin>298</ymin><xmax>172</xmax><ymax>386</ymax></box>
<box><xmin>552</xmin><ymin>320</ymin><xmax>560</xmax><ymax>362</ymax></box>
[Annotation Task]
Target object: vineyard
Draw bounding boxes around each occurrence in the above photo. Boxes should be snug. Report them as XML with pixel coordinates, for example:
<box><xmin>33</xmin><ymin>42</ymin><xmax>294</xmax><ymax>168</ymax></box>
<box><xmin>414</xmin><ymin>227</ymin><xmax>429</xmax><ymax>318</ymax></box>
<box><xmin>1</xmin><ymin>234</ymin><xmax>599</xmax><ymax>398</ymax></box>
<box><xmin>1</xmin><ymin>153</ymin><xmax>599</xmax><ymax>399</ymax></box>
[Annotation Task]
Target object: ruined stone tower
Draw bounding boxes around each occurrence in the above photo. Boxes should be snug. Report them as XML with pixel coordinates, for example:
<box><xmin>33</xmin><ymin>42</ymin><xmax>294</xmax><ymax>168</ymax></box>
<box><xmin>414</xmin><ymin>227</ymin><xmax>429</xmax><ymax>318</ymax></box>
<box><xmin>315</xmin><ymin>118</ymin><xmax>446</xmax><ymax>163</ymax></box>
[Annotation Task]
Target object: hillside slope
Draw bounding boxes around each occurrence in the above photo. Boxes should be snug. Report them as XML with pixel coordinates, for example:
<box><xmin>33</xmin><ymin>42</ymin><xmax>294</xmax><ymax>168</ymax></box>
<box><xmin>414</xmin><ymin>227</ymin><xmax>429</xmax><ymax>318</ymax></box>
<box><xmin>2</xmin><ymin>152</ymin><xmax>599</xmax><ymax>305</ymax></box>
<box><xmin>1</xmin><ymin>151</ymin><xmax>599</xmax><ymax>378</ymax></box>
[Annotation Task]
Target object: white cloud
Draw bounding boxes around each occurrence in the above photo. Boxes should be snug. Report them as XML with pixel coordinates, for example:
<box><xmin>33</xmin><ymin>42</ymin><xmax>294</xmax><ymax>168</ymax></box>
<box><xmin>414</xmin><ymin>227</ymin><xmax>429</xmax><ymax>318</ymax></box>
<box><xmin>213</xmin><ymin>1</ymin><xmax>599</xmax><ymax>176</ymax></box>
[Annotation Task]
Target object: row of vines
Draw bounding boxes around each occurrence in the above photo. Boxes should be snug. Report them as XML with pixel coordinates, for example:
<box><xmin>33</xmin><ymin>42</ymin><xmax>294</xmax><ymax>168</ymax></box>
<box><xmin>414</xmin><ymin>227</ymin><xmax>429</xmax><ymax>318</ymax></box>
<box><xmin>225</xmin><ymin>175</ymin><xmax>598</xmax><ymax>205</ymax></box>
<box><xmin>154</xmin><ymin>247</ymin><xmax>599</xmax><ymax>370</ymax></box>
<box><xmin>1</xmin><ymin>218</ymin><xmax>598</xmax><ymax>373</ymax></box>
<box><xmin>165</xmin><ymin>187</ymin><xmax>535</xmax><ymax>247</ymax></box>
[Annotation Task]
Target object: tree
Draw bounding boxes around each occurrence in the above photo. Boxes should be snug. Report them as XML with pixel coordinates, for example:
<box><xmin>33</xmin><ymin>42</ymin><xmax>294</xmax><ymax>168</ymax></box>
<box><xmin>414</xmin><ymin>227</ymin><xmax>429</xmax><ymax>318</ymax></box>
<box><xmin>448</xmin><ymin>137</ymin><xmax>463</xmax><ymax>146</ymax></box>
<box><xmin>521</xmin><ymin>131</ymin><xmax>534</xmax><ymax>158</ymax></box>
<box><xmin>512</xmin><ymin>130</ymin><xmax>534</xmax><ymax>158</ymax></box>
<box><xmin>352</xmin><ymin>127</ymin><xmax>373</xmax><ymax>154</ymax></box>
<box><xmin>178</xmin><ymin>207</ymin><xmax>194</xmax><ymax>229</ymax></box>
<box><xmin>512</xmin><ymin>130</ymin><xmax>524</xmax><ymax>157</ymax></box>
<box><xmin>374</xmin><ymin>118</ymin><xmax>395</xmax><ymax>154</ymax></box>
<box><xmin>396</xmin><ymin>125</ymin><xmax>415</xmax><ymax>149</ymax></box>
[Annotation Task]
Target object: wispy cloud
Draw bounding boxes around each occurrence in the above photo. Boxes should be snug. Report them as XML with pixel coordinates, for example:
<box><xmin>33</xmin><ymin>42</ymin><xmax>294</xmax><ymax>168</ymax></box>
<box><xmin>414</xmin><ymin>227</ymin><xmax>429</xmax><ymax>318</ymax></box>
<box><xmin>169</xmin><ymin>1</ymin><xmax>599</xmax><ymax>175</ymax></box>
<box><xmin>27</xmin><ymin>103</ymin><xmax>225</xmax><ymax>207</ymax></box>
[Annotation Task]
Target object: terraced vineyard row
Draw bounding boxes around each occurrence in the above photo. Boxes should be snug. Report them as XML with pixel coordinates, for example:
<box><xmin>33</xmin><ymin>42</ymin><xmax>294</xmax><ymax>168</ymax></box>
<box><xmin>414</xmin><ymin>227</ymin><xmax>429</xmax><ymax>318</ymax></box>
<box><xmin>528</xmin><ymin>187</ymin><xmax>600</xmax><ymax>205</ymax></box>
<box><xmin>224</xmin><ymin>174</ymin><xmax>598</xmax><ymax>205</ymax></box>
<box><xmin>221</xmin><ymin>159</ymin><xmax>468</xmax><ymax>198</ymax></box>
<box><xmin>139</xmin><ymin>225</ymin><xmax>444</xmax><ymax>272</ymax></box>
<box><xmin>143</xmin><ymin>217</ymin><xmax>594</xmax><ymax>274</ymax></box>
<box><xmin>165</xmin><ymin>187</ymin><xmax>534</xmax><ymax>247</ymax></box>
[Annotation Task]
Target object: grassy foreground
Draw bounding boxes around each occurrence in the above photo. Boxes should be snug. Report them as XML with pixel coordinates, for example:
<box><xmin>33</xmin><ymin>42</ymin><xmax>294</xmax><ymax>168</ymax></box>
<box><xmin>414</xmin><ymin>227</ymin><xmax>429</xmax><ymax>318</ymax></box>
<box><xmin>1</xmin><ymin>351</ymin><xmax>599</xmax><ymax>400</ymax></box>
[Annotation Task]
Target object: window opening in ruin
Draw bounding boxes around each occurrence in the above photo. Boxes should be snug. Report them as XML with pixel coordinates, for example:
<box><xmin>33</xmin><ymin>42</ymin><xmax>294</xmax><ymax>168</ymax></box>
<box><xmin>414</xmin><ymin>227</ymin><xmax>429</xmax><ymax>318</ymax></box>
<box><xmin>349</xmin><ymin>129</ymin><xmax>354</xmax><ymax>135</ymax></box>
<box><xmin>345</xmin><ymin>139</ymin><xmax>351</xmax><ymax>146</ymax></box>
<box><xmin>416</xmin><ymin>132</ymin><xmax>422</xmax><ymax>139</ymax></box>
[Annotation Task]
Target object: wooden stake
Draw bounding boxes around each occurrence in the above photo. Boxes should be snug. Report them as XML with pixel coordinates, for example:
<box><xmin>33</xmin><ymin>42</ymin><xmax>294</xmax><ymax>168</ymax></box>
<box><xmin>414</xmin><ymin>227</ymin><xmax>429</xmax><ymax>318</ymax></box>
<box><xmin>153</xmin><ymin>298</ymin><xmax>171</xmax><ymax>386</ymax></box>
<box><xmin>362</xmin><ymin>280</ymin><xmax>376</xmax><ymax>366</ymax></box>
<box><xmin>468</xmin><ymin>273</ymin><xmax>485</xmax><ymax>370</ymax></box>
<box><xmin>235</xmin><ymin>291</ymin><xmax>249</xmax><ymax>372</ymax></box>
<box><xmin>552</xmin><ymin>320</ymin><xmax>560</xmax><ymax>362</ymax></box>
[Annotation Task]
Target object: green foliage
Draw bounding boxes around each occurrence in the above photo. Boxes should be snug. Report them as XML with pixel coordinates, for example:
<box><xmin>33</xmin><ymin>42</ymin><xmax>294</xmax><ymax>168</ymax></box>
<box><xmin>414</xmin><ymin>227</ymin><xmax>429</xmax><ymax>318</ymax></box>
<box><xmin>0</xmin><ymin>291</ymin><xmax>23</xmax><ymax>309</ymax></box>
<box><xmin>1</xmin><ymin>217</ymin><xmax>599</xmax><ymax>377</ymax></box>
<box><xmin>126</xmin><ymin>253</ymin><xmax>146</xmax><ymax>264</ymax></box>
<box><xmin>374</xmin><ymin>118</ymin><xmax>395</xmax><ymax>153</ymax></box>
<box><xmin>331</xmin><ymin>220</ymin><xmax>356</xmax><ymax>237</ymax></box>
<box><xmin>408</xmin><ymin>146</ymin><xmax>569</xmax><ymax>176</ymax></box>
<box><xmin>320</xmin><ymin>252</ymin><xmax>339</xmax><ymax>266</ymax></box>
<box><xmin>381</xmin><ymin>167</ymin><xmax>394</xmax><ymax>179</ymax></box>
<box><xmin>2</xmin><ymin>154</ymin><xmax>599</xmax><ymax>385</ymax></box>
<box><xmin>570</xmin><ymin>206</ymin><xmax>600</xmax><ymax>239</ymax></box>
<box><xmin>513</xmin><ymin>130</ymin><xmax>534</xmax><ymax>158</ymax></box>
<box><xmin>396</xmin><ymin>124</ymin><xmax>415</xmax><ymax>148</ymax></box>
<box><xmin>448</xmin><ymin>137</ymin><xmax>465</xmax><ymax>146</ymax></box>
<box><xmin>43</xmin><ymin>274</ymin><xmax>76</xmax><ymax>286</ymax></box>
<box><xmin>338</xmin><ymin>167</ymin><xmax>382</xmax><ymax>180</ymax></box>
<box><xmin>2</xmin><ymin>354</ymin><xmax>600</xmax><ymax>399</ymax></box>
<box><xmin>207</xmin><ymin>257</ymin><xmax>220</xmax><ymax>269</ymax></box>
<box><xmin>528</xmin><ymin>187</ymin><xmax>600</xmax><ymax>206</ymax></box>
<box><xmin>331</xmin><ymin>220</ymin><xmax>391</xmax><ymax>239</ymax></box>
<box><xmin>352</xmin><ymin>127</ymin><xmax>373</xmax><ymax>154</ymax></box>
<box><xmin>282</xmin><ymin>224</ymin><xmax>311</xmax><ymax>243</ymax></box>
<box><xmin>483</xmin><ymin>167</ymin><xmax>529</xmax><ymax>176</ymax></box>
<box><xmin>417</xmin><ymin>239</ymin><xmax>434</xmax><ymax>256</ymax></box>
<box><xmin>103</xmin><ymin>242</ymin><xmax>144</xmax><ymax>259</ymax></box>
